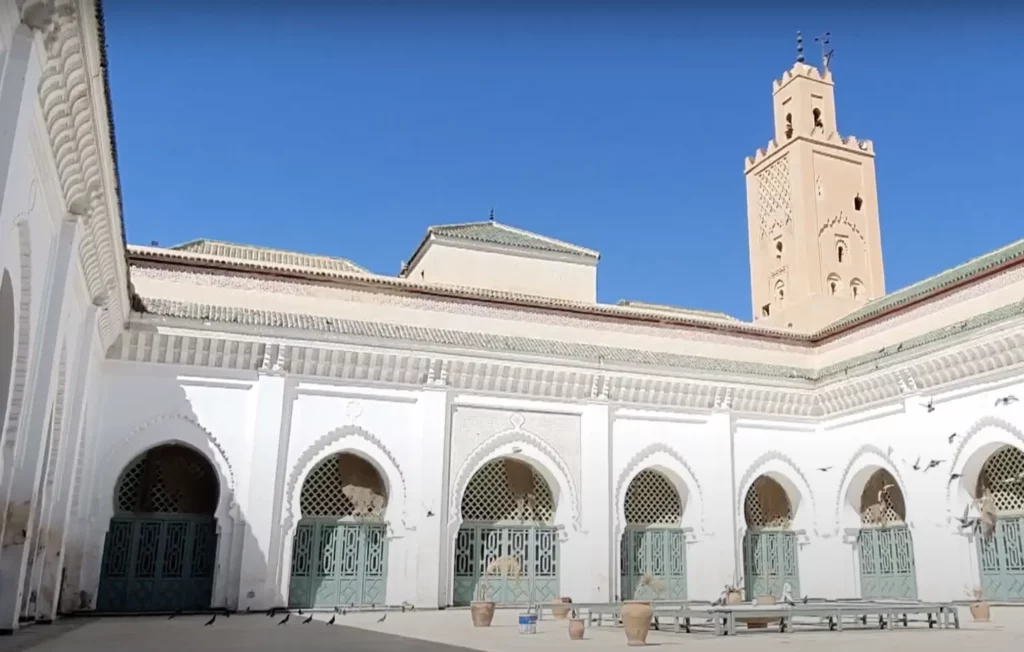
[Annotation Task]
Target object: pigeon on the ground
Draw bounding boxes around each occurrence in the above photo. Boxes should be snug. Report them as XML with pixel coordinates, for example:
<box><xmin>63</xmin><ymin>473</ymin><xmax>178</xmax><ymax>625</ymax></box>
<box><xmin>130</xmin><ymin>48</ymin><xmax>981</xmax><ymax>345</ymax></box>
<box><xmin>303</xmin><ymin>614</ymin><xmax>314</xmax><ymax>624</ymax></box>
<box><xmin>278</xmin><ymin>614</ymin><xmax>290</xmax><ymax>625</ymax></box>
<box><xmin>327</xmin><ymin>615</ymin><xmax>336</xmax><ymax>625</ymax></box>
<box><xmin>377</xmin><ymin>613</ymin><xmax>387</xmax><ymax>623</ymax></box>
<box><xmin>204</xmin><ymin>615</ymin><xmax>216</xmax><ymax>626</ymax></box>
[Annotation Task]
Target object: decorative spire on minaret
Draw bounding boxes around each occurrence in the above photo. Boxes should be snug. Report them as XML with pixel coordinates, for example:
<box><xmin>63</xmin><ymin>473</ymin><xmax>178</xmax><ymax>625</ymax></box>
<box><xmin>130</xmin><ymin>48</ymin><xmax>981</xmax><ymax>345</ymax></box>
<box><xmin>796</xmin><ymin>31</ymin><xmax>805</xmax><ymax>63</ymax></box>
<box><xmin>489</xmin><ymin>208</ymin><xmax>495</xmax><ymax>222</ymax></box>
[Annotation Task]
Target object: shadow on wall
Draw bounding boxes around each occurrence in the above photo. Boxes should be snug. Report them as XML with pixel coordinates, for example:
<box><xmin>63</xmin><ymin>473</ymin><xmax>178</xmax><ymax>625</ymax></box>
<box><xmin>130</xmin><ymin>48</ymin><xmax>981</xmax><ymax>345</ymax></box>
<box><xmin>60</xmin><ymin>370</ymin><xmax>277</xmax><ymax>614</ymax></box>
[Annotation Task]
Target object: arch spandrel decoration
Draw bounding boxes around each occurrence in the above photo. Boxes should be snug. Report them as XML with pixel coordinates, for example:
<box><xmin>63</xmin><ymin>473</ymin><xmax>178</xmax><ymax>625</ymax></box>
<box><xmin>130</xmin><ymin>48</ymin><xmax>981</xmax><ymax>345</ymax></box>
<box><xmin>282</xmin><ymin>425</ymin><xmax>410</xmax><ymax>534</ymax></box>
<box><xmin>447</xmin><ymin>417</ymin><xmax>581</xmax><ymax>534</ymax></box>
<box><xmin>614</xmin><ymin>443</ymin><xmax>706</xmax><ymax>536</ymax></box>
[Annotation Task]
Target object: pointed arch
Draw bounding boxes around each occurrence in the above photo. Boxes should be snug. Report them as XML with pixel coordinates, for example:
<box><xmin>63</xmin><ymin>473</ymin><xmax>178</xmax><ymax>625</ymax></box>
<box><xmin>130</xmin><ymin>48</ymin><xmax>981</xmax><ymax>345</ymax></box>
<box><xmin>737</xmin><ymin>451</ymin><xmax>816</xmax><ymax>533</ymax></box>
<box><xmin>834</xmin><ymin>444</ymin><xmax>909</xmax><ymax>533</ymax></box>
<box><xmin>614</xmin><ymin>443</ymin><xmax>706</xmax><ymax>537</ymax></box>
<box><xmin>946</xmin><ymin>415</ymin><xmax>1024</xmax><ymax>519</ymax></box>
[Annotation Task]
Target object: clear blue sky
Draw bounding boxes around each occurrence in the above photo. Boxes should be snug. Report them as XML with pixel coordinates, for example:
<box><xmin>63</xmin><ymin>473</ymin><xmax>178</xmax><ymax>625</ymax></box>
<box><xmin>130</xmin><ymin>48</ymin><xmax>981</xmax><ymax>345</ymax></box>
<box><xmin>102</xmin><ymin>2</ymin><xmax>1022</xmax><ymax>320</ymax></box>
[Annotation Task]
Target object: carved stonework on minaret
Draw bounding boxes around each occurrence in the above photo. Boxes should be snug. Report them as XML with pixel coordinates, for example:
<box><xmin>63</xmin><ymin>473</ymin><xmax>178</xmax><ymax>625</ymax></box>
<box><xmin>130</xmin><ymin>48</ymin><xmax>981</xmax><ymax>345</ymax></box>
<box><xmin>744</xmin><ymin>40</ymin><xmax>886</xmax><ymax>332</ymax></box>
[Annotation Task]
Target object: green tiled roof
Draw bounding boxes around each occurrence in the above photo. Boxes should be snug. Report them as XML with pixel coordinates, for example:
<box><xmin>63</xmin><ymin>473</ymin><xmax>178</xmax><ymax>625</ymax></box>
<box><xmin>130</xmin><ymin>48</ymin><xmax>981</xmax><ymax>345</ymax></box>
<box><xmin>168</xmin><ymin>239</ymin><xmax>370</xmax><ymax>275</ymax></box>
<box><xmin>425</xmin><ymin>221</ymin><xmax>600</xmax><ymax>259</ymax></box>
<box><xmin>819</xmin><ymin>239</ymin><xmax>1024</xmax><ymax>335</ymax></box>
<box><xmin>617</xmin><ymin>300</ymin><xmax>740</xmax><ymax>323</ymax></box>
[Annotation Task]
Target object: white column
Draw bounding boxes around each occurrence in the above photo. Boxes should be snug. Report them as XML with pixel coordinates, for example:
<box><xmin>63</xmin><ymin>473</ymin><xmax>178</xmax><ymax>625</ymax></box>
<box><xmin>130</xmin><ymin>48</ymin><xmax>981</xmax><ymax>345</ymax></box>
<box><xmin>412</xmin><ymin>386</ymin><xmax>448</xmax><ymax>608</ymax></box>
<box><xmin>702</xmin><ymin>410</ymin><xmax>740</xmax><ymax>596</ymax></box>
<box><xmin>237</xmin><ymin>373</ymin><xmax>288</xmax><ymax>610</ymax></box>
<box><xmin>34</xmin><ymin>307</ymin><xmax>96</xmax><ymax>621</ymax></box>
<box><xmin>573</xmin><ymin>401</ymin><xmax>611</xmax><ymax>602</ymax></box>
<box><xmin>0</xmin><ymin>215</ymin><xmax>80</xmax><ymax>634</ymax></box>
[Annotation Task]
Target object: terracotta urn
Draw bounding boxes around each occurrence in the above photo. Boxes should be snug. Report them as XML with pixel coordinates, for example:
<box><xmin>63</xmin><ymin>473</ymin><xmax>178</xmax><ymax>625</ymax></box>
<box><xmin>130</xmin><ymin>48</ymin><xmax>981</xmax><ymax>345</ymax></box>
<box><xmin>969</xmin><ymin>601</ymin><xmax>990</xmax><ymax>622</ymax></box>
<box><xmin>568</xmin><ymin>617</ymin><xmax>585</xmax><ymax>640</ymax></box>
<box><xmin>746</xmin><ymin>594</ymin><xmax>776</xmax><ymax>629</ymax></box>
<box><xmin>620</xmin><ymin>600</ymin><xmax>654</xmax><ymax>646</ymax></box>
<box><xmin>552</xmin><ymin>597</ymin><xmax>573</xmax><ymax>619</ymax></box>
<box><xmin>470</xmin><ymin>601</ymin><xmax>496</xmax><ymax>627</ymax></box>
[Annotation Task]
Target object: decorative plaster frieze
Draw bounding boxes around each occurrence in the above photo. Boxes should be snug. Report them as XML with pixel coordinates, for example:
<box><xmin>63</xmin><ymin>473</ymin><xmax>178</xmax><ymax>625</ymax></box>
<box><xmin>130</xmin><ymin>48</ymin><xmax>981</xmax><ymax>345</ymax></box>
<box><xmin>36</xmin><ymin>0</ymin><xmax>127</xmax><ymax>350</ymax></box>
<box><xmin>105</xmin><ymin>323</ymin><xmax>1024</xmax><ymax>419</ymax></box>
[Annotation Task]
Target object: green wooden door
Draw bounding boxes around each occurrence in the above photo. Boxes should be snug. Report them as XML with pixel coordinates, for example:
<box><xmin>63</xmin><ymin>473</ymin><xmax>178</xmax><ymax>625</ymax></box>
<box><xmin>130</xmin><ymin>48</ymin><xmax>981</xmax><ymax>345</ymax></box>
<box><xmin>977</xmin><ymin>516</ymin><xmax>1024</xmax><ymax>601</ymax></box>
<box><xmin>289</xmin><ymin>519</ymin><xmax>388</xmax><ymax>608</ymax></box>
<box><xmin>620</xmin><ymin>528</ymin><xmax>687</xmax><ymax>600</ymax></box>
<box><xmin>743</xmin><ymin>530</ymin><xmax>799</xmax><ymax>599</ymax></box>
<box><xmin>96</xmin><ymin>514</ymin><xmax>217</xmax><ymax>613</ymax></box>
<box><xmin>452</xmin><ymin>525</ymin><xmax>559</xmax><ymax>605</ymax></box>
<box><xmin>857</xmin><ymin>526</ymin><xmax>917</xmax><ymax>599</ymax></box>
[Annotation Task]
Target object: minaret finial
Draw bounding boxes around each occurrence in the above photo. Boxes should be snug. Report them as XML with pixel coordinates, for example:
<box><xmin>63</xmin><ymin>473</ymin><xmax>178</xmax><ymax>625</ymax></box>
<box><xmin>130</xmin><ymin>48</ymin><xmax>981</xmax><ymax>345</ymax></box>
<box><xmin>796</xmin><ymin>31</ymin><xmax>804</xmax><ymax>63</ymax></box>
<box><xmin>489</xmin><ymin>208</ymin><xmax>495</xmax><ymax>222</ymax></box>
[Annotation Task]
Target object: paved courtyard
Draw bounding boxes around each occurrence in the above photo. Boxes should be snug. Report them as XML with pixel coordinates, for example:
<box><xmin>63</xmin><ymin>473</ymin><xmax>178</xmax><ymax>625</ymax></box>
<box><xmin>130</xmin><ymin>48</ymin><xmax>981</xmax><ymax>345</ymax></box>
<box><xmin>0</xmin><ymin>606</ymin><xmax>1021</xmax><ymax>651</ymax></box>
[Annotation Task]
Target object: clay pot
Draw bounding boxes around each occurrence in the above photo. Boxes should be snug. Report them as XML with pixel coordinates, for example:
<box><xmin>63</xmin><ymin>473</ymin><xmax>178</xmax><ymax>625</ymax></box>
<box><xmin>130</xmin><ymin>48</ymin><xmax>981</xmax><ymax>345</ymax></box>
<box><xmin>726</xmin><ymin>590</ymin><xmax>743</xmax><ymax>605</ymax></box>
<box><xmin>552</xmin><ymin>597</ymin><xmax>573</xmax><ymax>620</ymax></box>
<box><xmin>471</xmin><ymin>601</ymin><xmax>496</xmax><ymax>627</ymax></box>
<box><xmin>568</xmin><ymin>618</ymin><xmax>585</xmax><ymax>640</ymax></box>
<box><xmin>621</xmin><ymin>601</ymin><xmax>654</xmax><ymax>646</ymax></box>
<box><xmin>746</xmin><ymin>594</ymin><xmax>776</xmax><ymax>629</ymax></box>
<box><xmin>969</xmin><ymin>601</ymin><xmax>991</xmax><ymax>622</ymax></box>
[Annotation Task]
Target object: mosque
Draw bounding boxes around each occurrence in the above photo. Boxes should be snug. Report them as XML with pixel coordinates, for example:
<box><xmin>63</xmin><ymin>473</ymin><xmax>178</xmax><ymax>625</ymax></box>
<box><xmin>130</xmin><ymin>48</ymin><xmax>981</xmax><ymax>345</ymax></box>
<box><xmin>0</xmin><ymin>0</ymin><xmax>1023</xmax><ymax>632</ymax></box>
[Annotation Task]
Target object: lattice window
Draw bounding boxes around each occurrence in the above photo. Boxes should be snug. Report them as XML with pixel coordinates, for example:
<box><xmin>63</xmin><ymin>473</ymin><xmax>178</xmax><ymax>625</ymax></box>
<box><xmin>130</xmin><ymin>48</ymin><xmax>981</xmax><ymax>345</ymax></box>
<box><xmin>461</xmin><ymin>458</ymin><xmax>554</xmax><ymax>524</ymax></box>
<box><xmin>744</xmin><ymin>475</ymin><xmax>791</xmax><ymax>529</ymax></box>
<box><xmin>300</xmin><ymin>453</ymin><xmax>388</xmax><ymax>519</ymax></box>
<box><xmin>115</xmin><ymin>445</ymin><xmax>218</xmax><ymax>515</ymax></box>
<box><xmin>624</xmin><ymin>469</ymin><xmax>683</xmax><ymax>526</ymax></box>
<box><xmin>977</xmin><ymin>445</ymin><xmax>1024</xmax><ymax>515</ymax></box>
<box><xmin>859</xmin><ymin>469</ymin><xmax>906</xmax><ymax>526</ymax></box>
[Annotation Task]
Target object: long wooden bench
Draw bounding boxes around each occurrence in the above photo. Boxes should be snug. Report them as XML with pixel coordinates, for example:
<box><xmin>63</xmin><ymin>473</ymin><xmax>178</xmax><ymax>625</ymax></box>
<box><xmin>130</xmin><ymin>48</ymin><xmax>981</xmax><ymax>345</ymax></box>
<box><xmin>705</xmin><ymin>601</ymin><xmax>960</xmax><ymax>636</ymax></box>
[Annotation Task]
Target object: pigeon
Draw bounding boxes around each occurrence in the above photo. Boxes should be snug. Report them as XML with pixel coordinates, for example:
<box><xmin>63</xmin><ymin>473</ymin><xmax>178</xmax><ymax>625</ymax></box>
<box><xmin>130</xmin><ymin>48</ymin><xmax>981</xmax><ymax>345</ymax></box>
<box><xmin>802</xmin><ymin>595</ymin><xmax>809</xmax><ymax>604</ymax></box>
<box><xmin>995</xmin><ymin>395</ymin><xmax>1019</xmax><ymax>407</ymax></box>
<box><xmin>204</xmin><ymin>615</ymin><xmax>216</xmax><ymax>626</ymax></box>
<box><xmin>278</xmin><ymin>614</ymin><xmax>290</xmax><ymax>625</ymax></box>
<box><xmin>303</xmin><ymin>614</ymin><xmax>314</xmax><ymax>624</ymax></box>
<box><xmin>912</xmin><ymin>457</ymin><xmax>922</xmax><ymax>471</ymax></box>
<box><xmin>298</xmin><ymin>609</ymin><xmax>304</xmax><ymax>615</ymax></box>
<box><xmin>924</xmin><ymin>459</ymin><xmax>942</xmax><ymax>471</ymax></box>
<box><xmin>245</xmin><ymin>606</ymin><xmax>251</xmax><ymax>614</ymax></box>
<box><xmin>948</xmin><ymin>433</ymin><xmax>958</xmax><ymax>444</ymax></box>
<box><xmin>924</xmin><ymin>399</ymin><xmax>935</xmax><ymax>413</ymax></box>
<box><xmin>327</xmin><ymin>615</ymin><xmax>336</xmax><ymax>625</ymax></box>
<box><xmin>267</xmin><ymin>607</ymin><xmax>276</xmax><ymax>618</ymax></box>
<box><xmin>817</xmin><ymin>466</ymin><xmax>832</xmax><ymax>472</ymax></box>
<box><xmin>948</xmin><ymin>473</ymin><xmax>962</xmax><ymax>485</ymax></box>
<box><xmin>954</xmin><ymin>504</ymin><xmax>974</xmax><ymax>529</ymax></box>
<box><xmin>168</xmin><ymin>609</ymin><xmax>181</xmax><ymax>620</ymax></box>
<box><xmin>377</xmin><ymin>613</ymin><xmax>387</xmax><ymax>623</ymax></box>
<box><xmin>426</xmin><ymin>510</ymin><xmax>435</xmax><ymax>517</ymax></box>
<box><xmin>342</xmin><ymin>608</ymin><xmax>347</xmax><ymax>616</ymax></box>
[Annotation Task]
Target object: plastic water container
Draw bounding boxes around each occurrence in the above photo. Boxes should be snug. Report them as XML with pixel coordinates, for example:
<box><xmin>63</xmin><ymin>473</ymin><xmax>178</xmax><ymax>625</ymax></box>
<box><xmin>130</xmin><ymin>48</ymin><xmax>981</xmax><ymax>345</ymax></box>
<box><xmin>518</xmin><ymin>614</ymin><xmax>538</xmax><ymax>634</ymax></box>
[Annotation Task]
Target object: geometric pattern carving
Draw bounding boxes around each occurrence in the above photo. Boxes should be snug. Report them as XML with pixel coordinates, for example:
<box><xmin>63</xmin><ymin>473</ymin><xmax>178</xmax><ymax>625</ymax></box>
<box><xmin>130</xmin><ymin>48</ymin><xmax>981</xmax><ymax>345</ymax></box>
<box><xmin>115</xmin><ymin>445</ymin><xmax>218</xmax><ymax>515</ymax></box>
<box><xmin>300</xmin><ymin>453</ymin><xmax>388</xmax><ymax>520</ymax></box>
<box><xmin>624</xmin><ymin>470</ymin><xmax>682</xmax><ymax>526</ymax></box>
<box><xmin>744</xmin><ymin>475</ymin><xmax>792</xmax><ymax>529</ymax></box>
<box><xmin>977</xmin><ymin>445</ymin><xmax>1024</xmax><ymax>514</ymax></box>
<box><xmin>461</xmin><ymin>458</ymin><xmax>554</xmax><ymax>524</ymax></box>
<box><xmin>859</xmin><ymin>469</ymin><xmax>906</xmax><ymax>525</ymax></box>
<box><xmin>756</xmin><ymin>155</ymin><xmax>792</xmax><ymax>240</ymax></box>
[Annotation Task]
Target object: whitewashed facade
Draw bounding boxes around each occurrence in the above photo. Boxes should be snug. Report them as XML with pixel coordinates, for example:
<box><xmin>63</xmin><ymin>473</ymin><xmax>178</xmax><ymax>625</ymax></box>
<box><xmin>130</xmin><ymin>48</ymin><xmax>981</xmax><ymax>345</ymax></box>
<box><xmin>1</xmin><ymin>0</ymin><xmax>1024</xmax><ymax>633</ymax></box>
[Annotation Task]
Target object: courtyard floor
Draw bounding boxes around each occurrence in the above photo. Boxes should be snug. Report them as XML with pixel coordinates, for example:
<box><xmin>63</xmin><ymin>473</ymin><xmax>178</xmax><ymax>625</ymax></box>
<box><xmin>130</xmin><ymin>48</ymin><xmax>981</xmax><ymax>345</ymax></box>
<box><xmin>0</xmin><ymin>606</ymin><xmax>1020</xmax><ymax>651</ymax></box>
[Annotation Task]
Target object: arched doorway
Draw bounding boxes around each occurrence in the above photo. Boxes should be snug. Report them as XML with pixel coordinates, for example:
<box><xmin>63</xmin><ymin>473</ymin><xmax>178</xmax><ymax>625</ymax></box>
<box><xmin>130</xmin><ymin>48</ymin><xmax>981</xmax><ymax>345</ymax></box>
<box><xmin>288</xmin><ymin>453</ymin><xmax>388</xmax><ymax>608</ymax></box>
<box><xmin>452</xmin><ymin>457</ymin><xmax>559</xmax><ymax>605</ymax></box>
<box><xmin>975</xmin><ymin>445</ymin><xmax>1024</xmax><ymax>601</ymax></box>
<box><xmin>620</xmin><ymin>469</ymin><xmax>687</xmax><ymax>600</ymax></box>
<box><xmin>854</xmin><ymin>469</ymin><xmax>917</xmax><ymax>599</ymax></box>
<box><xmin>742</xmin><ymin>475</ymin><xmax>800</xmax><ymax>599</ymax></box>
<box><xmin>0</xmin><ymin>269</ymin><xmax>15</xmax><ymax>436</ymax></box>
<box><xmin>96</xmin><ymin>444</ymin><xmax>219</xmax><ymax>612</ymax></box>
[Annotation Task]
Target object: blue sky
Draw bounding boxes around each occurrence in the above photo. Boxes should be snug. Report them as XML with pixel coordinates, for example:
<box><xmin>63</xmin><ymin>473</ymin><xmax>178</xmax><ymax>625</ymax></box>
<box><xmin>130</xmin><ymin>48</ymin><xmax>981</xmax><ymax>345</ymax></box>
<box><xmin>102</xmin><ymin>2</ymin><xmax>1022</xmax><ymax>320</ymax></box>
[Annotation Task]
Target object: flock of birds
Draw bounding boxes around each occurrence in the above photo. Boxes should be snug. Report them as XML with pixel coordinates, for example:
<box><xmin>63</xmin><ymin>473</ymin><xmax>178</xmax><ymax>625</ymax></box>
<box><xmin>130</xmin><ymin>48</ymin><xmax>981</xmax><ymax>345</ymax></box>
<box><xmin>811</xmin><ymin>394</ymin><xmax>1021</xmax><ymax>542</ymax></box>
<box><xmin>169</xmin><ymin>602</ymin><xmax>415</xmax><ymax>628</ymax></box>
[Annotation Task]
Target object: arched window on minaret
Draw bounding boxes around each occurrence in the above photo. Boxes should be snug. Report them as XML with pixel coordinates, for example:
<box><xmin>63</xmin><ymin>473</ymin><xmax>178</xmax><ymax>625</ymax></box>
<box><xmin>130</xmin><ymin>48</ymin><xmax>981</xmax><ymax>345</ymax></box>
<box><xmin>812</xmin><ymin>108</ymin><xmax>824</xmax><ymax>130</ymax></box>
<box><xmin>785</xmin><ymin>113</ymin><xmax>793</xmax><ymax>139</ymax></box>
<box><xmin>827</xmin><ymin>273</ymin><xmax>841</xmax><ymax>296</ymax></box>
<box><xmin>775</xmin><ymin>280</ymin><xmax>785</xmax><ymax>302</ymax></box>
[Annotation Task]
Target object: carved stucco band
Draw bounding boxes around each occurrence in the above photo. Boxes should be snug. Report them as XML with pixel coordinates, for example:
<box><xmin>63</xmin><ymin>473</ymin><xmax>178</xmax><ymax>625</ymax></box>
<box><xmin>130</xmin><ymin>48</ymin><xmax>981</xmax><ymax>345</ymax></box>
<box><xmin>446</xmin><ymin>426</ymin><xmax>583</xmax><ymax>533</ymax></box>
<box><xmin>945</xmin><ymin>414</ymin><xmax>1024</xmax><ymax>521</ymax></box>
<box><xmin>736</xmin><ymin>450</ymin><xmax>818</xmax><ymax>535</ymax></box>
<box><xmin>281</xmin><ymin>425</ymin><xmax>411</xmax><ymax>533</ymax></box>
<box><xmin>613</xmin><ymin>443</ymin><xmax>708</xmax><ymax>536</ymax></box>
<box><xmin>831</xmin><ymin>443</ymin><xmax>908</xmax><ymax>535</ymax></box>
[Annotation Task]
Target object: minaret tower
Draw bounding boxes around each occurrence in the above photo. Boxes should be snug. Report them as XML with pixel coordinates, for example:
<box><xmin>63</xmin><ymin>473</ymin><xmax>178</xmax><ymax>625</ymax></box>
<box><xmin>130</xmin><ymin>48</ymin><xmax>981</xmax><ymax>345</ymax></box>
<box><xmin>744</xmin><ymin>33</ymin><xmax>885</xmax><ymax>332</ymax></box>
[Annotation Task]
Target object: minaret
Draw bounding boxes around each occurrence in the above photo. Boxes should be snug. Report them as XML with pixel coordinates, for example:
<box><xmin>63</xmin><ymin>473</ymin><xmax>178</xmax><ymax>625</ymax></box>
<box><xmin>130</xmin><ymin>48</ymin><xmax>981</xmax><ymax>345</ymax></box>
<box><xmin>744</xmin><ymin>34</ymin><xmax>885</xmax><ymax>332</ymax></box>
